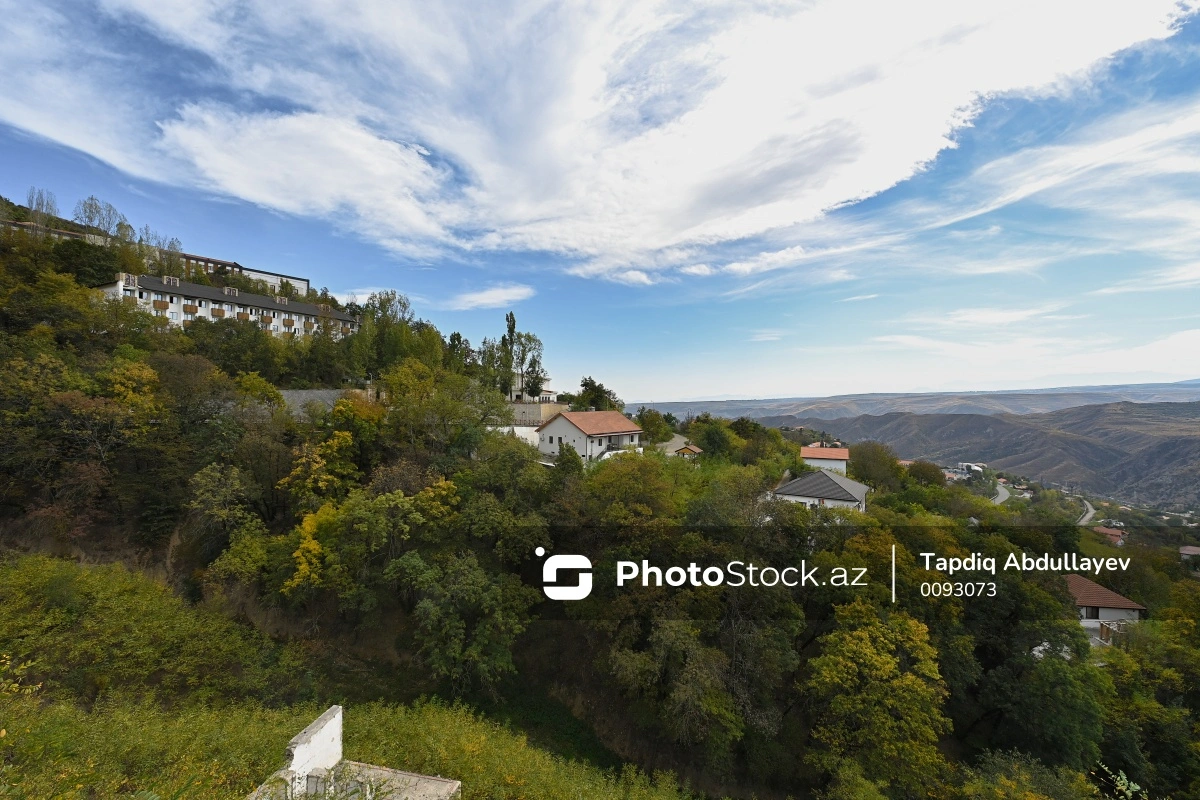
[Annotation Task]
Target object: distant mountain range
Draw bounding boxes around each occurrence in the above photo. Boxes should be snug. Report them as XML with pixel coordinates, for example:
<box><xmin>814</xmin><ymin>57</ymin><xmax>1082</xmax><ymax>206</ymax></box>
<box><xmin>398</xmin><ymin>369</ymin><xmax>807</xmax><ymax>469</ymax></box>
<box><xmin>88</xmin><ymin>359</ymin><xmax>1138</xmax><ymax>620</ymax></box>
<box><xmin>633</xmin><ymin>379</ymin><xmax>1200</xmax><ymax>420</ymax></box>
<box><xmin>761</xmin><ymin>401</ymin><xmax>1200</xmax><ymax>512</ymax></box>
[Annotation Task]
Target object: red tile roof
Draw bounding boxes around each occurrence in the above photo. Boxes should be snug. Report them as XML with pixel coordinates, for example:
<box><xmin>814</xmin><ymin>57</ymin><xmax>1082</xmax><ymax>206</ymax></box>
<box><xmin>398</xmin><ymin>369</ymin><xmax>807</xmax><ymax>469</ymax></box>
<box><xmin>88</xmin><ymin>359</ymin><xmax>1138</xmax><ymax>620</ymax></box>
<box><xmin>1093</xmin><ymin>526</ymin><xmax>1125</xmax><ymax>538</ymax></box>
<box><xmin>800</xmin><ymin>446</ymin><xmax>850</xmax><ymax>460</ymax></box>
<box><xmin>675</xmin><ymin>444</ymin><xmax>703</xmax><ymax>454</ymax></box>
<box><xmin>1064</xmin><ymin>573</ymin><xmax>1144</xmax><ymax>611</ymax></box>
<box><xmin>536</xmin><ymin>410</ymin><xmax>642</xmax><ymax>436</ymax></box>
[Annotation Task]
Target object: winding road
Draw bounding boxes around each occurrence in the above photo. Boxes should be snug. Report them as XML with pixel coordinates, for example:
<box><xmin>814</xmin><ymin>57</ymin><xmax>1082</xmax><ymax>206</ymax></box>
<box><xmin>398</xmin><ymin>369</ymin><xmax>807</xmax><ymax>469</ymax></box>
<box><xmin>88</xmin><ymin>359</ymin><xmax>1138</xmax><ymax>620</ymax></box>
<box><xmin>992</xmin><ymin>483</ymin><xmax>1010</xmax><ymax>505</ymax></box>
<box><xmin>1077</xmin><ymin>498</ymin><xmax>1097</xmax><ymax>526</ymax></box>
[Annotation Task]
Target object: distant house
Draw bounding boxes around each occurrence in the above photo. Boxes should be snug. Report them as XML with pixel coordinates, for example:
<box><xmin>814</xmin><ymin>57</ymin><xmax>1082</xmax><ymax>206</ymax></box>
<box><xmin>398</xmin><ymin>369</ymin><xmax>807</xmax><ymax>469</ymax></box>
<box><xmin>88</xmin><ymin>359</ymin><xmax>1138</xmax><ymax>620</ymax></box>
<box><xmin>1064</xmin><ymin>573</ymin><xmax>1146</xmax><ymax>645</ymax></box>
<box><xmin>1179</xmin><ymin>545</ymin><xmax>1200</xmax><ymax>562</ymax></box>
<box><xmin>770</xmin><ymin>469</ymin><xmax>869</xmax><ymax>512</ymax></box>
<box><xmin>675</xmin><ymin>443</ymin><xmax>703</xmax><ymax>458</ymax></box>
<box><xmin>536</xmin><ymin>410</ymin><xmax>642</xmax><ymax>462</ymax></box>
<box><xmin>799</xmin><ymin>445</ymin><xmax>850</xmax><ymax>474</ymax></box>
<box><xmin>1093</xmin><ymin>526</ymin><xmax>1126</xmax><ymax>547</ymax></box>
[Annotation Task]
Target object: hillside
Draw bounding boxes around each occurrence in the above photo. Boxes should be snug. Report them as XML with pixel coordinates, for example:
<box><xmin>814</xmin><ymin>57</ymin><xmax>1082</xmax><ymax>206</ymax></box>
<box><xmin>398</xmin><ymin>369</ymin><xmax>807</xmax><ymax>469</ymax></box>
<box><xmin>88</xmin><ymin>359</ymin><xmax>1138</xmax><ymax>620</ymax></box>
<box><xmin>768</xmin><ymin>401</ymin><xmax>1200</xmax><ymax>510</ymax></box>
<box><xmin>634</xmin><ymin>380</ymin><xmax>1200</xmax><ymax>420</ymax></box>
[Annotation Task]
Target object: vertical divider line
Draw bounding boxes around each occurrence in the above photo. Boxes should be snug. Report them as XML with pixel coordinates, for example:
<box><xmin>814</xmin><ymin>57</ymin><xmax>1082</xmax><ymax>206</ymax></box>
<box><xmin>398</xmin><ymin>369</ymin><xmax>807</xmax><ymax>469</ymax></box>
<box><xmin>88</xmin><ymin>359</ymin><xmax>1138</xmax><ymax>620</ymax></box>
<box><xmin>891</xmin><ymin>544</ymin><xmax>896</xmax><ymax>604</ymax></box>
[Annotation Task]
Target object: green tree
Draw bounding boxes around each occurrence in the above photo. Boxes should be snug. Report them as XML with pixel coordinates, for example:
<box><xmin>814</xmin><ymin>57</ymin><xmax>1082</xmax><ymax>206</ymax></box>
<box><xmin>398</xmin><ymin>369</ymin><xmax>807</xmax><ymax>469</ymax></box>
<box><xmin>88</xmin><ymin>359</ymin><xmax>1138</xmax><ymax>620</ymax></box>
<box><xmin>848</xmin><ymin>441</ymin><xmax>903</xmax><ymax>492</ymax></box>
<box><xmin>906</xmin><ymin>459</ymin><xmax>946</xmax><ymax>487</ymax></box>
<box><xmin>804</xmin><ymin>599</ymin><xmax>950</xmax><ymax>794</ymax></box>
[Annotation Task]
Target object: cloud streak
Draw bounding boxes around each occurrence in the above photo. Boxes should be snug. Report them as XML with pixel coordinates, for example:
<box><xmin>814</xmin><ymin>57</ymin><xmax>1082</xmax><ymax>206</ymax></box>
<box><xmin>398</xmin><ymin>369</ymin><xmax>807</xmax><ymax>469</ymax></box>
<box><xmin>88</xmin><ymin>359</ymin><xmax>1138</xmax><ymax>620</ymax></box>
<box><xmin>445</xmin><ymin>284</ymin><xmax>536</xmax><ymax>310</ymax></box>
<box><xmin>0</xmin><ymin>0</ymin><xmax>1194</xmax><ymax>285</ymax></box>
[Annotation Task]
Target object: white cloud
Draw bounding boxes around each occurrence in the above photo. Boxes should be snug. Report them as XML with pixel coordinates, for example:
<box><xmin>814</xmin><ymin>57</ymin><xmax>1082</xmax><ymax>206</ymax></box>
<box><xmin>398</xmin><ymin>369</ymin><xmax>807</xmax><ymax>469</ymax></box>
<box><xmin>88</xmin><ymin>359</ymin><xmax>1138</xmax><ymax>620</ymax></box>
<box><xmin>445</xmin><ymin>284</ymin><xmax>535</xmax><ymax>310</ymax></box>
<box><xmin>749</xmin><ymin>330</ymin><xmax>783</xmax><ymax>342</ymax></box>
<box><xmin>1</xmin><ymin>0</ymin><xmax>1193</xmax><ymax>281</ymax></box>
<box><xmin>838</xmin><ymin>293</ymin><xmax>878</xmax><ymax>302</ymax></box>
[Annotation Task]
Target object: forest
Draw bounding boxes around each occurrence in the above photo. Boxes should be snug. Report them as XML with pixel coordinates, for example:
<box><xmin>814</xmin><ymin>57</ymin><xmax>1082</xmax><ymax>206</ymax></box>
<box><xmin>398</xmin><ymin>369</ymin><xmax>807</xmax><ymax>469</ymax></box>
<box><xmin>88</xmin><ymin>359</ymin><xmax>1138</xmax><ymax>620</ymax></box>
<box><xmin>3</xmin><ymin>201</ymin><xmax>1200</xmax><ymax>800</ymax></box>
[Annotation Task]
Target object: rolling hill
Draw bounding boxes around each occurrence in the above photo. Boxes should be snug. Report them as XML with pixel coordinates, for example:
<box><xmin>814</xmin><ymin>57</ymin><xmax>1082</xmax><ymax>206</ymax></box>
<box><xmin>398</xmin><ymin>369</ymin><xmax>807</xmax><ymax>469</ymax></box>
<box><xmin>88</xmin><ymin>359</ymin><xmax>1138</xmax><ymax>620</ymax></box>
<box><xmin>633</xmin><ymin>380</ymin><xmax>1200</xmax><ymax>420</ymax></box>
<box><xmin>762</xmin><ymin>401</ymin><xmax>1200</xmax><ymax>511</ymax></box>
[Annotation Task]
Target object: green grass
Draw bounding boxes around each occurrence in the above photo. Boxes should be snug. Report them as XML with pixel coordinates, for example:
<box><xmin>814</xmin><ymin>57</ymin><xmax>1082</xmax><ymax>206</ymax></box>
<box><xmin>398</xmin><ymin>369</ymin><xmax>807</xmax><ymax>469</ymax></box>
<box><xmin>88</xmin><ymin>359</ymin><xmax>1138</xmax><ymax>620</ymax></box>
<box><xmin>0</xmin><ymin>555</ymin><xmax>702</xmax><ymax>800</ymax></box>
<box><xmin>0</xmin><ymin>696</ymin><xmax>700</xmax><ymax>800</ymax></box>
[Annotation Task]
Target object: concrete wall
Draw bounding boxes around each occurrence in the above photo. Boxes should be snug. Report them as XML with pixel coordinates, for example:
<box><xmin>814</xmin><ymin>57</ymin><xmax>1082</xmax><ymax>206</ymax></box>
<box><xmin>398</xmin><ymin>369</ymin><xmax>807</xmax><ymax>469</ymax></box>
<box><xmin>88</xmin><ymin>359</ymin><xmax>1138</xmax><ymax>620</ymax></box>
<box><xmin>285</xmin><ymin>705</ymin><xmax>343</xmax><ymax>793</ymax></box>
<box><xmin>508</xmin><ymin>402</ymin><xmax>569</xmax><ymax>426</ymax></box>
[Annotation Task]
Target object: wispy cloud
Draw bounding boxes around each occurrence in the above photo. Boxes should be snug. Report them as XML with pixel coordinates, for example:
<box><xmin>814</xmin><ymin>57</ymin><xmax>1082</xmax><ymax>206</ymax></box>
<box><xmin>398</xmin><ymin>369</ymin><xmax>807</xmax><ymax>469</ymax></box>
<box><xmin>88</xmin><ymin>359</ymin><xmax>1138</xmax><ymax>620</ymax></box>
<box><xmin>749</xmin><ymin>330</ymin><xmax>783</xmax><ymax>342</ymax></box>
<box><xmin>0</xmin><ymin>0</ymin><xmax>1192</xmax><ymax>283</ymax></box>
<box><xmin>445</xmin><ymin>284</ymin><xmax>535</xmax><ymax>311</ymax></box>
<box><xmin>838</xmin><ymin>293</ymin><xmax>879</xmax><ymax>302</ymax></box>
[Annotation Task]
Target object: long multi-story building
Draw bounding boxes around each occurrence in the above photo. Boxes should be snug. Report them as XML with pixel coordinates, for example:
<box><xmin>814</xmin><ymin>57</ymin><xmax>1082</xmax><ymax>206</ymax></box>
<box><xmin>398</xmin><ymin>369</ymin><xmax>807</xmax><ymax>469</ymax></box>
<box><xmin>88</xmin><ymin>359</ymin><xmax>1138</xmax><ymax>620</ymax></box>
<box><xmin>99</xmin><ymin>273</ymin><xmax>360</xmax><ymax>339</ymax></box>
<box><xmin>4</xmin><ymin>220</ymin><xmax>311</xmax><ymax>293</ymax></box>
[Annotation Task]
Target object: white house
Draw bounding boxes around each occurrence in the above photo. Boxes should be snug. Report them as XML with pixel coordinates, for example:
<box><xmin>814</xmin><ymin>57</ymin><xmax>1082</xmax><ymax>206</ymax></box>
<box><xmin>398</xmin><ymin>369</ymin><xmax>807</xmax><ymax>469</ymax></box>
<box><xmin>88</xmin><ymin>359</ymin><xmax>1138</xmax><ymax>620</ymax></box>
<box><xmin>800</xmin><ymin>445</ymin><xmax>850</xmax><ymax>474</ymax></box>
<box><xmin>536</xmin><ymin>411</ymin><xmax>642</xmax><ymax>462</ymax></box>
<box><xmin>1064</xmin><ymin>573</ymin><xmax>1146</xmax><ymax>646</ymax></box>
<box><xmin>770</xmin><ymin>469</ymin><xmax>869</xmax><ymax>512</ymax></box>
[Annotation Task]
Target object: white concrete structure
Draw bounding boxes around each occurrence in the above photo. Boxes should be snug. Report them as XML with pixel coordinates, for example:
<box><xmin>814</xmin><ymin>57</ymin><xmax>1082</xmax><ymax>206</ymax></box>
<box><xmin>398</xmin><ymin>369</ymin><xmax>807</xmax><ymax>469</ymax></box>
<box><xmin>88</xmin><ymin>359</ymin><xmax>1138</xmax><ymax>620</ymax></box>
<box><xmin>98</xmin><ymin>274</ymin><xmax>359</xmax><ymax>339</ymax></box>
<box><xmin>800</xmin><ymin>446</ymin><xmax>849</xmax><ymax>474</ymax></box>
<box><xmin>1064</xmin><ymin>574</ymin><xmax>1146</xmax><ymax>646</ymax></box>
<box><xmin>177</xmin><ymin>252</ymin><xmax>310</xmax><ymax>294</ymax></box>
<box><xmin>770</xmin><ymin>469</ymin><xmax>869</xmax><ymax>512</ymax></box>
<box><xmin>248</xmin><ymin>706</ymin><xmax>461</xmax><ymax>799</ymax></box>
<box><xmin>536</xmin><ymin>410</ymin><xmax>642</xmax><ymax>462</ymax></box>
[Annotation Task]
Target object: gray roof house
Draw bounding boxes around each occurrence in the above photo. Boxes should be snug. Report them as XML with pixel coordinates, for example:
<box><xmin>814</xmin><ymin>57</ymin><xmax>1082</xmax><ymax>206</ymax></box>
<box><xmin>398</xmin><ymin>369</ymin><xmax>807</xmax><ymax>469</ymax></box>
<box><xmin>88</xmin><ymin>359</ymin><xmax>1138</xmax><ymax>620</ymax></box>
<box><xmin>771</xmin><ymin>469</ymin><xmax>870</xmax><ymax>512</ymax></box>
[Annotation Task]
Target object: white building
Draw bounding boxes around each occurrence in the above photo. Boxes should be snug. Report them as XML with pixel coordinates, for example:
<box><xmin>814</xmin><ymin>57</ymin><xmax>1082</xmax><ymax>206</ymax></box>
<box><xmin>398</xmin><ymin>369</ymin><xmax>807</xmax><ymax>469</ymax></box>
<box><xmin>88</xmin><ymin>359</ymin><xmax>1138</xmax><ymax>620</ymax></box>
<box><xmin>98</xmin><ymin>273</ymin><xmax>360</xmax><ymax>339</ymax></box>
<box><xmin>1064</xmin><ymin>573</ymin><xmax>1146</xmax><ymax>646</ymax></box>
<box><xmin>770</xmin><ymin>469</ymin><xmax>869</xmax><ymax>512</ymax></box>
<box><xmin>177</xmin><ymin>252</ymin><xmax>311</xmax><ymax>294</ymax></box>
<box><xmin>800</xmin><ymin>445</ymin><xmax>850</xmax><ymax>474</ymax></box>
<box><xmin>536</xmin><ymin>411</ymin><xmax>642</xmax><ymax>462</ymax></box>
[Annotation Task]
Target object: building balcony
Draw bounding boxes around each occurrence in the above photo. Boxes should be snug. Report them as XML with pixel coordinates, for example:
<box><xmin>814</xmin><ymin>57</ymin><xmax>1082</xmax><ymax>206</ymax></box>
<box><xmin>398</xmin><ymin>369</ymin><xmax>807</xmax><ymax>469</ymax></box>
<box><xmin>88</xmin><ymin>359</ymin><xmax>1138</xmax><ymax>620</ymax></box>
<box><xmin>152</xmin><ymin>300</ymin><xmax>169</xmax><ymax>310</ymax></box>
<box><xmin>211</xmin><ymin>308</ymin><xmax>225</xmax><ymax>318</ymax></box>
<box><xmin>183</xmin><ymin>304</ymin><xmax>198</xmax><ymax>314</ymax></box>
<box><xmin>238</xmin><ymin>312</ymin><xmax>250</xmax><ymax>321</ymax></box>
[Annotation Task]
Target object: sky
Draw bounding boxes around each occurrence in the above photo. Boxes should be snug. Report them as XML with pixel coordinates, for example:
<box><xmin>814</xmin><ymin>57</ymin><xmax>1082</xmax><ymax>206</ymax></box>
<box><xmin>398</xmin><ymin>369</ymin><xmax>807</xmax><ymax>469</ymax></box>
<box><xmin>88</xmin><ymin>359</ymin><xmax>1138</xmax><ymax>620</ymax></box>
<box><xmin>4</xmin><ymin>1</ymin><xmax>1200</xmax><ymax>402</ymax></box>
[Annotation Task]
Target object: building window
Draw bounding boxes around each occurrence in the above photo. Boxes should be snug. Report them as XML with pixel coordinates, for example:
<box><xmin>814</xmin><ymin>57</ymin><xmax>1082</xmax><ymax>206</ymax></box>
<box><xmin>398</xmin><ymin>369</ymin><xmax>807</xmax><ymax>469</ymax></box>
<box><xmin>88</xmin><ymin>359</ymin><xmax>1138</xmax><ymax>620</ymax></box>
<box><xmin>185</xmin><ymin>313</ymin><xmax>196</xmax><ymax>321</ymax></box>
<box><xmin>272</xmin><ymin>325</ymin><xmax>279</xmax><ymax>332</ymax></box>
<box><xmin>168</xmin><ymin>311</ymin><xmax>179</xmax><ymax>320</ymax></box>
<box><xmin>123</xmin><ymin>289</ymin><xmax>134</xmax><ymax>297</ymax></box>
<box><xmin>169</xmin><ymin>295</ymin><xmax>177</xmax><ymax>303</ymax></box>
<box><xmin>153</xmin><ymin>292</ymin><xmax>164</xmax><ymax>301</ymax></box>
<box><xmin>226</xmin><ymin>303</ymin><xmax>234</xmax><ymax>312</ymax></box>
<box><xmin>154</xmin><ymin>309</ymin><xmax>165</xmax><ymax>317</ymax></box>
<box><xmin>1083</xmin><ymin>606</ymin><xmax>1100</xmax><ymax>620</ymax></box>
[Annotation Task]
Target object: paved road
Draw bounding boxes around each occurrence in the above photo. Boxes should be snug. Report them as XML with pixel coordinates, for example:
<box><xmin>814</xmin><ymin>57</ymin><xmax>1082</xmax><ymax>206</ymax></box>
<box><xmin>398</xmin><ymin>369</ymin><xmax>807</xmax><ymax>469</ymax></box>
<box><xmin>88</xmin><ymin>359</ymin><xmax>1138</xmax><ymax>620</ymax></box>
<box><xmin>1077</xmin><ymin>498</ymin><xmax>1096</xmax><ymax>526</ymax></box>
<box><xmin>992</xmin><ymin>483</ymin><xmax>1010</xmax><ymax>505</ymax></box>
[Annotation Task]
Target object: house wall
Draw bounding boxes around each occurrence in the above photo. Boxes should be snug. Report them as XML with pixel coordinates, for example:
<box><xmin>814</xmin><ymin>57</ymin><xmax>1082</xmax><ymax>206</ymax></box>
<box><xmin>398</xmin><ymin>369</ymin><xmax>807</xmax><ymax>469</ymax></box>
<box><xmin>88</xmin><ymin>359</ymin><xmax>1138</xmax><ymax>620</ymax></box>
<box><xmin>771</xmin><ymin>493</ymin><xmax>863</xmax><ymax>512</ymax></box>
<box><xmin>804</xmin><ymin>457</ymin><xmax>847</xmax><ymax>474</ymax></box>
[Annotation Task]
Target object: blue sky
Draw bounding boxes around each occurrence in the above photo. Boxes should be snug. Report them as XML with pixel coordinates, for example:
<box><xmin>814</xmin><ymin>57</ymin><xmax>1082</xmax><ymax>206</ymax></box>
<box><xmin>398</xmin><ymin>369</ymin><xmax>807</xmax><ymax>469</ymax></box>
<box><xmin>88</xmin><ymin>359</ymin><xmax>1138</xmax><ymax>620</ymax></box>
<box><xmin>4</xmin><ymin>1</ymin><xmax>1200</xmax><ymax>402</ymax></box>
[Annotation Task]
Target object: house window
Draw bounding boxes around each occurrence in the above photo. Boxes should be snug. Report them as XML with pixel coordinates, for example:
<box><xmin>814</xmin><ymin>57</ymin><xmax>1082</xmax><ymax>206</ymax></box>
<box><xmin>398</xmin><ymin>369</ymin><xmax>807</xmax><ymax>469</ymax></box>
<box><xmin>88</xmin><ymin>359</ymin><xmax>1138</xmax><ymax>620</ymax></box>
<box><xmin>169</xmin><ymin>295</ymin><xmax>177</xmax><ymax>303</ymax></box>
<box><xmin>185</xmin><ymin>313</ymin><xmax>196</xmax><ymax>321</ymax></box>
<box><xmin>123</xmin><ymin>289</ymin><xmax>134</xmax><ymax>297</ymax></box>
<box><xmin>197</xmin><ymin>299</ymin><xmax>206</xmax><ymax>308</ymax></box>
<box><xmin>272</xmin><ymin>325</ymin><xmax>279</xmax><ymax>332</ymax></box>
<box><xmin>1082</xmin><ymin>606</ymin><xmax>1100</xmax><ymax>620</ymax></box>
<box><xmin>154</xmin><ymin>309</ymin><xmax>165</xmax><ymax>317</ymax></box>
<box><xmin>168</xmin><ymin>311</ymin><xmax>179</xmax><ymax>320</ymax></box>
<box><xmin>153</xmin><ymin>292</ymin><xmax>164</xmax><ymax>301</ymax></box>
